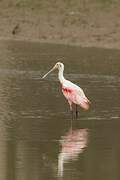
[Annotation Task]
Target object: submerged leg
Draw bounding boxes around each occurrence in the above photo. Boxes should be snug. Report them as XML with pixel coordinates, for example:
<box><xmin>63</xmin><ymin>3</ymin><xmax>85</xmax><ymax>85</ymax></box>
<box><xmin>75</xmin><ymin>105</ymin><xmax>79</xmax><ymax>119</ymax></box>
<box><xmin>69</xmin><ymin>101</ymin><xmax>73</xmax><ymax>131</ymax></box>
<box><xmin>70</xmin><ymin>105</ymin><xmax>74</xmax><ymax>121</ymax></box>
<box><xmin>68</xmin><ymin>101</ymin><xmax>73</xmax><ymax>121</ymax></box>
<box><xmin>71</xmin><ymin>109</ymin><xmax>74</xmax><ymax>121</ymax></box>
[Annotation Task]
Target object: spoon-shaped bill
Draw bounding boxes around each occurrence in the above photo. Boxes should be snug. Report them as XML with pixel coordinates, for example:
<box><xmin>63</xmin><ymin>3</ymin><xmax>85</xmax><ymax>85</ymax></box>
<box><xmin>41</xmin><ymin>66</ymin><xmax>56</xmax><ymax>79</ymax></box>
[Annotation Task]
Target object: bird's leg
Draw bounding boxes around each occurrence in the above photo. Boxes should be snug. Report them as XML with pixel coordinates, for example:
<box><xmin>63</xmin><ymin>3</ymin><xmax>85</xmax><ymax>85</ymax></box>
<box><xmin>71</xmin><ymin>108</ymin><xmax>74</xmax><ymax>121</ymax></box>
<box><xmin>70</xmin><ymin>104</ymin><xmax>73</xmax><ymax>131</ymax></box>
<box><xmin>70</xmin><ymin>105</ymin><xmax>74</xmax><ymax>121</ymax></box>
<box><xmin>68</xmin><ymin>101</ymin><xmax>74</xmax><ymax>121</ymax></box>
<box><xmin>75</xmin><ymin>105</ymin><xmax>78</xmax><ymax>119</ymax></box>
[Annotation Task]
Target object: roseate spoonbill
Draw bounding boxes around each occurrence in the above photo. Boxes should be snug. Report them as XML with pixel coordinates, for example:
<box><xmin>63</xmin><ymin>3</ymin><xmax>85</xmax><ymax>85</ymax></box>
<box><xmin>42</xmin><ymin>62</ymin><xmax>90</xmax><ymax>119</ymax></box>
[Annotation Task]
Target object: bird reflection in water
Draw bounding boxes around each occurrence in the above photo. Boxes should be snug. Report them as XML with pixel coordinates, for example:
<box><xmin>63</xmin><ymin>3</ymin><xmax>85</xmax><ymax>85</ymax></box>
<box><xmin>58</xmin><ymin>128</ymin><xmax>89</xmax><ymax>177</ymax></box>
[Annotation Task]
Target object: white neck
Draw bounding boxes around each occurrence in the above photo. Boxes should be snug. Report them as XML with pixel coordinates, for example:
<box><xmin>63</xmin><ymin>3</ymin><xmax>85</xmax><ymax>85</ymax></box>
<box><xmin>58</xmin><ymin>68</ymin><xmax>65</xmax><ymax>84</ymax></box>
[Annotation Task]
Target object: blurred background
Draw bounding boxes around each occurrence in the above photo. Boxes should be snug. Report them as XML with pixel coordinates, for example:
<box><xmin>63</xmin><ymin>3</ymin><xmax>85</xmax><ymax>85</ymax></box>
<box><xmin>0</xmin><ymin>0</ymin><xmax>120</xmax><ymax>48</ymax></box>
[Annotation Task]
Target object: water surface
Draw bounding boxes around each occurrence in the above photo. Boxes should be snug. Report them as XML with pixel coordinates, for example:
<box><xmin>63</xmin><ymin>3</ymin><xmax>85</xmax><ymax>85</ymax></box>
<box><xmin>0</xmin><ymin>40</ymin><xmax>120</xmax><ymax>180</ymax></box>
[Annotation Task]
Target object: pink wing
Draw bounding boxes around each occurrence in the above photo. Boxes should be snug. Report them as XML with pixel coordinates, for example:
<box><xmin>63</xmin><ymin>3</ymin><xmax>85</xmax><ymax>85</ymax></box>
<box><xmin>62</xmin><ymin>86</ymin><xmax>90</xmax><ymax>110</ymax></box>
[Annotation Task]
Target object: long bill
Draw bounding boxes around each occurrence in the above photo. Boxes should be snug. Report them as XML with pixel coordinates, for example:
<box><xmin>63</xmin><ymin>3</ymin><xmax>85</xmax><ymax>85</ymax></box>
<box><xmin>41</xmin><ymin>66</ymin><xmax>56</xmax><ymax>79</ymax></box>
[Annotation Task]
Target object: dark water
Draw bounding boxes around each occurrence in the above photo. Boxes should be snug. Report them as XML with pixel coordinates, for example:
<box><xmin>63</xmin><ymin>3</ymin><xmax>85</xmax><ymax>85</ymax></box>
<box><xmin>0</xmin><ymin>40</ymin><xmax>120</xmax><ymax>180</ymax></box>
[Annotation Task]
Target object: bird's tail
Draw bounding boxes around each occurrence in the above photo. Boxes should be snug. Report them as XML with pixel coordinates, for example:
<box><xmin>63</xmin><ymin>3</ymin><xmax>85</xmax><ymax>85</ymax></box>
<box><xmin>79</xmin><ymin>97</ymin><xmax>90</xmax><ymax>110</ymax></box>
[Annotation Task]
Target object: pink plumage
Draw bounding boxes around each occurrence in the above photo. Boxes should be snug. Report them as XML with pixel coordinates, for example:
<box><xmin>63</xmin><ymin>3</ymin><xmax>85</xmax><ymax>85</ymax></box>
<box><xmin>62</xmin><ymin>85</ymin><xmax>90</xmax><ymax>110</ymax></box>
<box><xmin>42</xmin><ymin>62</ymin><xmax>90</xmax><ymax>118</ymax></box>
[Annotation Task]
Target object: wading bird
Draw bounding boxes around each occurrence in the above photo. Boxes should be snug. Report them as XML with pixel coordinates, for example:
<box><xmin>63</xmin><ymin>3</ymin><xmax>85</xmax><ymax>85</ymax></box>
<box><xmin>42</xmin><ymin>62</ymin><xmax>90</xmax><ymax>119</ymax></box>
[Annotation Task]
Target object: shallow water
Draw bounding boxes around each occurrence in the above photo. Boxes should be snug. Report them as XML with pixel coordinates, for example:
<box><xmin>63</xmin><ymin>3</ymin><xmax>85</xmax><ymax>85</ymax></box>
<box><xmin>0</xmin><ymin>40</ymin><xmax>120</xmax><ymax>180</ymax></box>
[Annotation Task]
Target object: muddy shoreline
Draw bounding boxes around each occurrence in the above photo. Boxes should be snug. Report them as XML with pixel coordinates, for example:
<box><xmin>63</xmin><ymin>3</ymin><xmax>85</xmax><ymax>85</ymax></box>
<box><xmin>0</xmin><ymin>1</ymin><xmax>120</xmax><ymax>49</ymax></box>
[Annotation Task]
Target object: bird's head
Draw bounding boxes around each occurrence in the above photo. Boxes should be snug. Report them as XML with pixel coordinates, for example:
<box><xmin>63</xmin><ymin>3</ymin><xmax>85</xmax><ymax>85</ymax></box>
<box><xmin>42</xmin><ymin>62</ymin><xmax>64</xmax><ymax>79</ymax></box>
<box><xmin>54</xmin><ymin>62</ymin><xmax>64</xmax><ymax>71</ymax></box>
